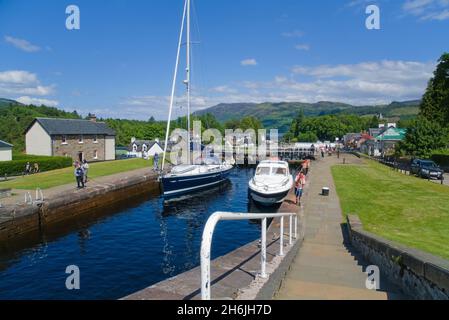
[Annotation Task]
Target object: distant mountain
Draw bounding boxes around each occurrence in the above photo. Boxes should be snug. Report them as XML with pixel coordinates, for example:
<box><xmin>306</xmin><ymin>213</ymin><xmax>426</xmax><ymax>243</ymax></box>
<box><xmin>194</xmin><ymin>100</ymin><xmax>421</xmax><ymax>132</ymax></box>
<box><xmin>0</xmin><ymin>98</ymin><xmax>21</xmax><ymax>108</ymax></box>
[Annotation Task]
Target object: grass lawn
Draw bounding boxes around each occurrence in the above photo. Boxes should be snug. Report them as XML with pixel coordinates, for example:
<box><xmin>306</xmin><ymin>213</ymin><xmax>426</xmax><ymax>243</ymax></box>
<box><xmin>0</xmin><ymin>158</ymin><xmax>152</xmax><ymax>190</ymax></box>
<box><xmin>332</xmin><ymin>159</ymin><xmax>449</xmax><ymax>260</ymax></box>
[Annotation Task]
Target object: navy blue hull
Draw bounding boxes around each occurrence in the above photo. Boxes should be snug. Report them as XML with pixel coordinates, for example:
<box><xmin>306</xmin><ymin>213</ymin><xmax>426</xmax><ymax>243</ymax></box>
<box><xmin>162</xmin><ymin>167</ymin><xmax>234</xmax><ymax>198</ymax></box>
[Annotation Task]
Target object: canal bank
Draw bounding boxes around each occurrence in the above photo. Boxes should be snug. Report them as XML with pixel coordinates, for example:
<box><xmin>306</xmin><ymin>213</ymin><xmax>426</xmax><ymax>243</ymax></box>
<box><xmin>0</xmin><ymin>168</ymin><xmax>161</xmax><ymax>242</ymax></box>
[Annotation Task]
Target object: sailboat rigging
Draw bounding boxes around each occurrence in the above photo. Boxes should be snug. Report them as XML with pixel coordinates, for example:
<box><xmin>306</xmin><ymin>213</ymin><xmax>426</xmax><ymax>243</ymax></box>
<box><xmin>160</xmin><ymin>0</ymin><xmax>234</xmax><ymax>199</ymax></box>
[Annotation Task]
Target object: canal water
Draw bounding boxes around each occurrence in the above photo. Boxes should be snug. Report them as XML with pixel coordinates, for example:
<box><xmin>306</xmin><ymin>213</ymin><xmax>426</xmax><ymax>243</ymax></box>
<box><xmin>0</xmin><ymin>167</ymin><xmax>279</xmax><ymax>300</ymax></box>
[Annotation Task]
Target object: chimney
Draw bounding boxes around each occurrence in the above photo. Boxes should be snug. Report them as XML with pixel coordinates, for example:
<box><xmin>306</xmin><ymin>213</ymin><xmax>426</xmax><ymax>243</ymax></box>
<box><xmin>88</xmin><ymin>113</ymin><xmax>97</xmax><ymax>122</ymax></box>
<box><xmin>131</xmin><ymin>137</ymin><xmax>136</xmax><ymax>143</ymax></box>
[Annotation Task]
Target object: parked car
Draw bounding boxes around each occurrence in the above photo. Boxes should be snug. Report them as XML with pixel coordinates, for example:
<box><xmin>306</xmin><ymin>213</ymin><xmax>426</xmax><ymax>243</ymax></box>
<box><xmin>410</xmin><ymin>159</ymin><xmax>444</xmax><ymax>180</ymax></box>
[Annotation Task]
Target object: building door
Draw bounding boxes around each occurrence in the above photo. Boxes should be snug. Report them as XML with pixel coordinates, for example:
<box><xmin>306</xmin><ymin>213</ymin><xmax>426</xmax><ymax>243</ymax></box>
<box><xmin>78</xmin><ymin>152</ymin><xmax>84</xmax><ymax>162</ymax></box>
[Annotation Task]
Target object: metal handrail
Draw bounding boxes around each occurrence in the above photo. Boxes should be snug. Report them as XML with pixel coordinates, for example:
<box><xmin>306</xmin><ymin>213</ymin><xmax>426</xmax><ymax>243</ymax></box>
<box><xmin>200</xmin><ymin>211</ymin><xmax>297</xmax><ymax>300</ymax></box>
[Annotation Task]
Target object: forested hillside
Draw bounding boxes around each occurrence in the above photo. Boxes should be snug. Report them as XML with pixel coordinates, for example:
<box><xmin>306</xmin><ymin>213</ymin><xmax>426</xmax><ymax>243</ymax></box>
<box><xmin>195</xmin><ymin>100</ymin><xmax>420</xmax><ymax>132</ymax></box>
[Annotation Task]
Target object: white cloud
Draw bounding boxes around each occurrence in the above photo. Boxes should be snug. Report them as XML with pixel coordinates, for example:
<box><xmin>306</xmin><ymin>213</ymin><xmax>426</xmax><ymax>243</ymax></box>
<box><xmin>281</xmin><ymin>30</ymin><xmax>304</xmax><ymax>38</ymax></box>
<box><xmin>402</xmin><ymin>0</ymin><xmax>449</xmax><ymax>20</ymax></box>
<box><xmin>16</xmin><ymin>96</ymin><xmax>59</xmax><ymax>107</ymax></box>
<box><xmin>295</xmin><ymin>44</ymin><xmax>310</xmax><ymax>51</ymax></box>
<box><xmin>210</xmin><ymin>85</ymin><xmax>238</xmax><ymax>94</ymax></box>
<box><xmin>4</xmin><ymin>36</ymin><xmax>41</xmax><ymax>52</ymax></box>
<box><xmin>241</xmin><ymin>59</ymin><xmax>258</xmax><ymax>66</ymax></box>
<box><xmin>0</xmin><ymin>70</ymin><xmax>55</xmax><ymax>98</ymax></box>
<box><xmin>111</xmin><ymin>59</ymin><xmax>433</xmax><ymax>120</ymax></box>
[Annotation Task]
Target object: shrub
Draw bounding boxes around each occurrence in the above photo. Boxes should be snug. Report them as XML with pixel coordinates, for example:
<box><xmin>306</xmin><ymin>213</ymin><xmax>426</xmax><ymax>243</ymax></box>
<box><xmin>431</xmin><ymin>153</ymin><xmax>449</xmax><ymax>169</ymax></box>
<box><xmin>0</xmin><ymin>156</ymin><xmax>73</xmax><ymax>176</ymax></box>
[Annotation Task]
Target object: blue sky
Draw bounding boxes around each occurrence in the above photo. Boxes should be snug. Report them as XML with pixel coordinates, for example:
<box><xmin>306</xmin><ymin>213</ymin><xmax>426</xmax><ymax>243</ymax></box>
<box><xmin>0</xmin><ymin>0</ymin><xmax>448</xmax><ymax>120</ymax></box>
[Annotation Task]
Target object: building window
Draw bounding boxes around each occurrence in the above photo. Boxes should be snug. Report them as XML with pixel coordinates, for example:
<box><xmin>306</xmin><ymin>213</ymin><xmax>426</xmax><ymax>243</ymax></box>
<box><xmin>62</xmin><ymin>135</ymin><xmax>67</xmax><ymax>144</ymax></box>
<box><xmin>94</xmin><ymin>150</ymin><xmax>98</xmax><ymax>159</ymax></box>
<box><xmin>133</xmin><ymin>144</ymin><xmax>138</xmax><ymax>152</ymax></box>
<box><xmin>142</xmin><ymin>144</ymin><xmax>148</xmax><ymax>152</ymax></box>
<box><xmin>93</xmin><ymin>135</ymin><xmax>98</xmax><ymax>143</ymax></box>
<box><xmin>79</xmin><ymin>135</ymin><xmax>84</xmax><ymax>144</ymax></box>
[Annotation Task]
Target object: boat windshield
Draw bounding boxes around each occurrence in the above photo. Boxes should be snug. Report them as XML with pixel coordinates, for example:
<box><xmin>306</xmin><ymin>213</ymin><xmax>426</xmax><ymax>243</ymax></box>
<box><xmin>256</xmin><ymin>166</ymin><xmax>287</xmax><ymax>176</ymax></box>
<box><xmin>256</xmin><ymin>167</ymin><xmax>271</xmax><ymax>175</ymax></box>
<box><xmin>272</xmin><ymin>167</ymin><xmax>287</xmax><ymax>176</ymax></box>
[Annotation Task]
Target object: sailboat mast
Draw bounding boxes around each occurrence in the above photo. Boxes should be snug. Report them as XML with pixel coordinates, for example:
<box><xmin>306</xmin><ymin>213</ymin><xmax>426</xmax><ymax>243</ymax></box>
<box><xmin>162</xmin><ymin>0</ymin><xmax>188</xmax><ymax>171</ymax></box>
<box><xmin>186</xmin><ymin>0</ymin><xmax>191</xmax><ymax>165</ymax></box>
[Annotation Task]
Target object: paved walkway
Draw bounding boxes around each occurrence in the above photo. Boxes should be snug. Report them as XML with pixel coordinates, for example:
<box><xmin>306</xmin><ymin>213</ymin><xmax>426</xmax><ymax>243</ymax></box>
<box><xmin>0</xmin><ymin>167</ymin><xmax>159</xmax><ymax>207</ymax></box>
<box><xmin>276</xmin><ymin>155</ymin><xmax>406</xmax><ymax>300</ymax></box>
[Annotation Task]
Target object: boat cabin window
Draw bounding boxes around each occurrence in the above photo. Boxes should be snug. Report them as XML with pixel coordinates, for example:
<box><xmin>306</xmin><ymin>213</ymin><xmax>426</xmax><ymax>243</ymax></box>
<box><xmin>256</xmin><ymin>167</ymin><xmax>271</xmax><ymax>175</ymax></box>
<box><xmin>256</xmin><ymin>166</ymin><xmax>287</xmax><ymax>176</ymax></box>
<box><xmin>272</xmin><ymin>167</ymin><xmax>287</xmax><ymax>176</ymax></box>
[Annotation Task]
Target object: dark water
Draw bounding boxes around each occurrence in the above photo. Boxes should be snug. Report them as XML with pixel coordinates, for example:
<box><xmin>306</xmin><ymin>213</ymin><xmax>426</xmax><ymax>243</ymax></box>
<box><xmin>0</xmin><ymin>168</ymin><xmax>271</xmax><ymax>300</ymax></box>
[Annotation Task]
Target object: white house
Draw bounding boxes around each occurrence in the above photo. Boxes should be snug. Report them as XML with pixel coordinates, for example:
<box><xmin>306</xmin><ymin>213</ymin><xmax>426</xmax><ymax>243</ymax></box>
<box><xmin>0</xmin><ymin>140</ymin><xmax>13</xmax><ymax>162</ymax></box>
<box><xmin>128</xmin><ymin>138</ymin><xmax>164</xmax><ymax>159</ymax></box>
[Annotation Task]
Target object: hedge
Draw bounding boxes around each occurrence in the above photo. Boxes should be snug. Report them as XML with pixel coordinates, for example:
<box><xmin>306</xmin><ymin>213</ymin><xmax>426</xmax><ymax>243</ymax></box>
<box><xmin>431</xmin><ymin>154</ymin><xmax>449</xmax><ymax>169</ymax></box>
<box><xmin>0</xmin><ymin>156</ymin><xmax>73</xmax><ymax>176</ymax></box>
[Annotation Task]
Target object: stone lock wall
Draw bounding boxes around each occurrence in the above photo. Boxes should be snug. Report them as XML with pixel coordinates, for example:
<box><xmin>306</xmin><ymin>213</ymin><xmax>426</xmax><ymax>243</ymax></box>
<box><xmin>52</xmin><ymin>135</ymin><xmax>106</xmax><ymax>162</ymax></box>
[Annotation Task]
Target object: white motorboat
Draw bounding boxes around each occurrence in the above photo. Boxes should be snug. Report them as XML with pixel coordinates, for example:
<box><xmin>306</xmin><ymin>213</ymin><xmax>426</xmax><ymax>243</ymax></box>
<box><xmin>248</xmin><ymin>160</ymin><xmax>293</xmax><ymax>206</ymax></box>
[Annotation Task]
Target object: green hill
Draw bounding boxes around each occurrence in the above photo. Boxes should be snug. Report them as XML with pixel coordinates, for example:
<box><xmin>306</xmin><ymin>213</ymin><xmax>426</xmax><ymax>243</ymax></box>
<box><xmin>0</xmin><ymin>103</ymin><xmax>81</xmax><ymax>151</ymax></box>
<box><xmin>195</xmin><ymin>100</ymin><xmax>421</xmax><ymax>132</ymax></box>
<box><xmin>0</xmin><ymin>98</ymin><xmax>22</xmax><ymax>108</ymax></box>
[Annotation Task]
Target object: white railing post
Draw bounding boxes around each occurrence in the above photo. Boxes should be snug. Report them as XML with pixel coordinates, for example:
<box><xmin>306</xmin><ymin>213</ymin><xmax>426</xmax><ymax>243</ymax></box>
<box><xmin>289</xmin><ymin>215</ymin><xmax>293</xmax><ymax>245</ymax></box>
<box><xmin>261</xmin><ymin>218</ymin><xmax>267</xmax><ymax>278</ymax></box>
<box><xmin>279</xmin><ymin>216</ymin><xmax>284</xmax><ymax>256</ymax></box>
<box><xmin>294</xmin><ymin>215</ymin><xmax>298</xmax><ymax>239</ymax></box>
<box><xmin>200</xmin><ymin>212</ymin><xmax>296</xmax><ymax>300</ymax></box>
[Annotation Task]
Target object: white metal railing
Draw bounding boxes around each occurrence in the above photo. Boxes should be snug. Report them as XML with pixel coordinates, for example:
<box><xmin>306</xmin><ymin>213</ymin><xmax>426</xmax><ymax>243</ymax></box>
<box><xmin>24</xmin><ymin>192</ymin><xmax>33</xmax><ymax>205</ymax></box>
<box><xmin>200</xmin><ymin>211</ymin><xmax>298</xmax><ymax>300</ymax></box>
<box><xmin>35</xmin><ymin>188</ymin><xmax>44</xmax><ymax>204</ymax></box>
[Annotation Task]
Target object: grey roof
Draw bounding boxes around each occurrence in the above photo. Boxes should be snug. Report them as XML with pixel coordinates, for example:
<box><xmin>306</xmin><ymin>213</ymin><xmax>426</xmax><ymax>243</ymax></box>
<box><xmin>27</xmin><ymin>118</ymin><xmax>116</xmax><ymax>136</ymax></box>
<box><xmin>0</xmin><ymin>140</ymin><xmax>13</xmax><ymax>148</ymax></box>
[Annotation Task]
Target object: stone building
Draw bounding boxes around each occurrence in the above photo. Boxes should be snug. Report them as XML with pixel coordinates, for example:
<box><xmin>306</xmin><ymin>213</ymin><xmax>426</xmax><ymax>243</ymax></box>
<box><xmin>25</xmin><ymin>117</ymin><xmax>116</xmax><ymax>162</ymax></box>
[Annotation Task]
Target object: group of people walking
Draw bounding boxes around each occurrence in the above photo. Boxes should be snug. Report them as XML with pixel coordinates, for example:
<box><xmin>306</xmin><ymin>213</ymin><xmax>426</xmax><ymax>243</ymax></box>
<box><xmin>294</xmin><ymin>159</ymin><xmax>310</xmax><ymax>206</ymax></box>
<box><xmin>24</xmin><ymin>162</ymin><xmax>40</xmax><ymax>175</ymax></box>
<box><xmin>74</xmin><ymin>160</ymin><xmax>89</xmax><ymax>189</ymax></box>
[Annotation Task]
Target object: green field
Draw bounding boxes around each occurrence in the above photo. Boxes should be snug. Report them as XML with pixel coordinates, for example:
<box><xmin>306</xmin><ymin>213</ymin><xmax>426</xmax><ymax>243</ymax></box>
<box><xmin>0</xmin><ymin>158</ymin><xmax>152</xmax><ymax>190</ymax></box>
<box><xmin>332</xmin><ymin>159</ymin><xmax>449</xmax><ymax>260</ymax></box>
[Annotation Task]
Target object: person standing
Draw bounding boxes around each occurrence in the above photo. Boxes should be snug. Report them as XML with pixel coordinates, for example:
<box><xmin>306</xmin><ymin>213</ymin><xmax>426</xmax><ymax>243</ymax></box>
<box><xmin>75</xmin><ymin>164</ymin><xmax>85</xmax><ymax>189</ymax></box>
<box><xmin>82</xmin><ymin>160</ymin><xmax>89</xmax><ymax>183</ymax></box>
<box><xmin>153</xmin><ymin>153</ymin><xmax>159</xmax><ymax>171</ymax></box>
<box><xmin>294</xmin><ymin>170</ymin><xmax>306</xmax><ymax>206</ymax></box>
<box><xmin>25</xmin><ymin>162</ymin><xmax>31</xmax><ymax>175</ymax></box>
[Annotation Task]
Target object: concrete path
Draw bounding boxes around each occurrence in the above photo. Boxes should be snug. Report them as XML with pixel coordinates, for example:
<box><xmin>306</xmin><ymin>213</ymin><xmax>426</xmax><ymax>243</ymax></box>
<box><xmin>276</xmin><ymin>155</ymin><xmax>406</xmax><ymax>300</ymax></box>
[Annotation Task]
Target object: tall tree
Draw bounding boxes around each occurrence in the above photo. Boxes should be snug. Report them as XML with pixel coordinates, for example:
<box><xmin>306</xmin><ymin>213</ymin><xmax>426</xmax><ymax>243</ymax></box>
<box><xmin>397</xmin><ymin>116</ymin><xmax>448</xmax><ymax>158</ymax></box>
<box><xmin>420</xmin><ymin>52</ymin><xmax>449</xmax><ymax>127</ymax></box>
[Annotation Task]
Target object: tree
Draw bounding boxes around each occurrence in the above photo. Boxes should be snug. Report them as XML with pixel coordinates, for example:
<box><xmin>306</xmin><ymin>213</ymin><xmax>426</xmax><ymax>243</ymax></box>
<box><xmin>297</xmin><ymin>132</ymin><xmax>318</xmax><ymax>143</ymax></box>
<box><xmin>397</xmin><ymin>116</ymin><xmax>448</xmax><ymax>158</ymax></box>
<box><xmin>420</xmin><ymin>52</ymin><xmax>449</xmax><ymax>127</ymax></box>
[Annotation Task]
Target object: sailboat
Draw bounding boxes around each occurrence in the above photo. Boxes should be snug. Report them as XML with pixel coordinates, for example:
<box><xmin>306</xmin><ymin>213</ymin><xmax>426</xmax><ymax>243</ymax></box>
<box><xmin>160</xmin><ymin>0</ymin><xmax>234</xmax><ymax>198</ymax></box>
